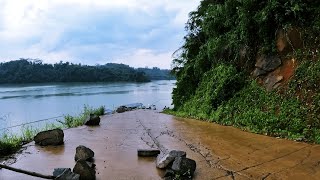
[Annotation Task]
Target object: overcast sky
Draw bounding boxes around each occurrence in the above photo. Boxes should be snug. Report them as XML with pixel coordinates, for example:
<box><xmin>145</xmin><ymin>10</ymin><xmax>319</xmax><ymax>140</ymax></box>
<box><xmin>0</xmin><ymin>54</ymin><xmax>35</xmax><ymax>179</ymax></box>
<box><xmin>0</xmin><ymin>0</ymin><xmax>200</xmax><ymax>69</ymax></box>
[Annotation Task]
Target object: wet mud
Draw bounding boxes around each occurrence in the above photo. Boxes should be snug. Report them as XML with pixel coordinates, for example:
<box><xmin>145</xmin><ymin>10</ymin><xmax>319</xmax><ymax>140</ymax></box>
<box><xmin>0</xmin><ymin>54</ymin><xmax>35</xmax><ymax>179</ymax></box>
<box><xmin>1</xmin><ymin>110</ymin><xmax>320</xmax><ymax>179</ymax></box>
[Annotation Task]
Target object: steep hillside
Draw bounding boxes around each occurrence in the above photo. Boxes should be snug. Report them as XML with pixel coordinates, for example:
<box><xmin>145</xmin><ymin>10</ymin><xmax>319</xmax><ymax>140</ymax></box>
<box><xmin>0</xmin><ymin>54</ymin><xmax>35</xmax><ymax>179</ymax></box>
<box><xmin>169</xmin><ymin>1</ymin><xmax>320</xmax><ymax>142</ymax></box>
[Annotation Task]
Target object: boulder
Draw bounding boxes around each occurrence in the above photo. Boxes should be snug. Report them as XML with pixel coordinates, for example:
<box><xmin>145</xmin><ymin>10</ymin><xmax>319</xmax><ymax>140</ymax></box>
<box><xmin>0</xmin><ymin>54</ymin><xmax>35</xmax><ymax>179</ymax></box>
<box><xmin>84</xmin><ymin>114</ymin><xmax>100</xmax><ymax>126</ymax></box>
<box><xmin>137</xmin><ymin>149</ymin><xmax>160</xmax><ymax>157</ymax></box>
<box><xmin>156</xmin><ymin>150</ymin><xmax>186</xmax><ymax>169</ymax></box>
<box><xmin>34</xmin><ymin>129</ymin><xmax>64</xmax><ymax>146</ymax></box>
<box><xmin>171</xmin><ymin>157</ymin><xmax>196</xmax><ymax>179</ymax></box>
<box><xmin>255</xmin><ymin>55</ymin><xmax>282</xmax><ymax>72</ymax></box>
<box><xmin>73</xmin><ymin>160</ymin><xmax>96</xmax><ymax>180</ymax></box>
<box><xmin>75</xmin><ymin>145</ymin><xmax>95</xmax><ymax>161</ymax></box>
<box><xmin>53</xmin><ymin>168</ymin><xmax>80</xmax><ymax>180</ymax></box>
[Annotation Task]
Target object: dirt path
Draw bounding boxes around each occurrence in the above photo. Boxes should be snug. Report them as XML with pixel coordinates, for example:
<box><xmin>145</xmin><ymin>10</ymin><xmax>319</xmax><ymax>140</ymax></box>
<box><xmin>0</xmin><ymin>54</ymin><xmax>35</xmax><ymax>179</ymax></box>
<box><xmin>1</xmin><ymin>110</ymin><xmax>320</xmax><ymax>179</ymax></box>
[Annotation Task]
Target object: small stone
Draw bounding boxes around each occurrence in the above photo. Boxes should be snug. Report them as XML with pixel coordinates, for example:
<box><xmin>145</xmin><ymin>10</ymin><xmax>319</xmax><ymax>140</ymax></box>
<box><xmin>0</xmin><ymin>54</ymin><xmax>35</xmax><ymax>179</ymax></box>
<box><xmin>156</xmin><ymin>150</ymin><xmax>186</xmax><ymax>169</ymax></box>
<box><xmin>34</xmin><ymin>129</ymin><xmax>64</xmax><ymax>146</ymax></box>
<box><xmin>73</xmin><ymin>160</ymin><xmax>96</xmax><ymax>180</ymax></box>
<box><xmin>171</xmin><ymin>157</ymin><xmax>196</xmax><ymax>178</ymax></box>
<box><xmin>137</xmin><ymin>149</ymin><xmax>160</xmax><ymax>157</ymax></box>
<box><xmin>53</xmin><ymin>168</ymin><xmax>80</xmax><ymax>180</ymax></box>
<box><xmin>75</xmin><ymin>145</ymin><xmax>94</xmax><ymax>161</ymax></box>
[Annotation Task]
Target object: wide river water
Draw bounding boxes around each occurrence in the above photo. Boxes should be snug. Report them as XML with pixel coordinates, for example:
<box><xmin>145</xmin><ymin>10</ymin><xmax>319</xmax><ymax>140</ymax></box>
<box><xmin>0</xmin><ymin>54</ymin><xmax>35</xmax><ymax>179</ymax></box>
<box><xmin>0</xmin><ymin>80</ymin><xmax>175</xmax><ymax>134</ymax></box>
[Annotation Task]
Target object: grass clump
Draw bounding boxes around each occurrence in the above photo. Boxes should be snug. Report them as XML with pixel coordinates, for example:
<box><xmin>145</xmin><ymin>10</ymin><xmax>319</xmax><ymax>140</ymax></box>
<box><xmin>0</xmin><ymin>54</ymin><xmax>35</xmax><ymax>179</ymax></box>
<box><xmin>59</xmin><ymin>105</ymin><xmax>105</xmax><ymax>128</ymax></box>
<box><xmin>0</xmin><ymin>105</ymin><xmax>105</xmax><ymax>157</ymax></box>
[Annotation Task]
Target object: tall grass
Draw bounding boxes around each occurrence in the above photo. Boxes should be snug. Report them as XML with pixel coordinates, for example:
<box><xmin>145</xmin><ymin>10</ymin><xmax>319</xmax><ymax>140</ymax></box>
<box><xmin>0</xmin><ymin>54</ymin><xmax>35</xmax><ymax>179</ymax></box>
<box><xmin>0</xmin><ymin>105</ymin><xmax>105</xmax><ymax>157</ymax></box>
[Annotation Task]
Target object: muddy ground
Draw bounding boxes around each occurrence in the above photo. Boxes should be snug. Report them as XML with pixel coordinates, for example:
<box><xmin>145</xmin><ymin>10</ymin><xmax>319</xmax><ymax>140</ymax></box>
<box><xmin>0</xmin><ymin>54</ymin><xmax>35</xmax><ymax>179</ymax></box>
<box><xmin>1</xmin><ymin>110</ymin><xmax>320</xmax><ymax>179</ymax></box>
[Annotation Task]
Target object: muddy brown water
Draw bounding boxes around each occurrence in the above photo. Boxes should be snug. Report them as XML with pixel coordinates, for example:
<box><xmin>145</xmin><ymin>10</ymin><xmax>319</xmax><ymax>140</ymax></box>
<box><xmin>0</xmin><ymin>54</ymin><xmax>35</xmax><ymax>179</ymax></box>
<box><xmin>1</xmin><ymin>110</ymin><xmax>320</xmax><ymax>180</ymax></box>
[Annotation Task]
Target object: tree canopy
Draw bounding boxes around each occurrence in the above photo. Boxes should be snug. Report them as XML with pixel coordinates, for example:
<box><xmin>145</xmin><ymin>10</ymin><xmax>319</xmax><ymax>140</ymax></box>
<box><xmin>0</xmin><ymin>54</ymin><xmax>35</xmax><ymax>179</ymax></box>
<box><xmin>0</xmin><ymin>59</ymin><xmax>173</xmax><ymax>84</ymax></box>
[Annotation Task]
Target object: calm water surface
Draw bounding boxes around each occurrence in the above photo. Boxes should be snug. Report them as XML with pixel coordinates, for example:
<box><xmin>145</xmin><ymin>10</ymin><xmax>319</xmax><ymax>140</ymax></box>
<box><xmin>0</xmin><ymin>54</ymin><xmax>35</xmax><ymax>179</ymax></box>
<box><xmin>0</xmin><ymin>80</ymin><xmax>175</xmax><ymax>134</ymax></box>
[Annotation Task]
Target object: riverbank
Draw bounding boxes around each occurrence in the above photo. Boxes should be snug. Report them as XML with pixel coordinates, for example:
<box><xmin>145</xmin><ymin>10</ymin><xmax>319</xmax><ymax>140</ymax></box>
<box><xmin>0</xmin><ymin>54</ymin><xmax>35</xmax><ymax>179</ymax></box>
<box><xmin>1</xmin><ymin>110</ymin><xmax>320</xmax><ymax>179</ymax></box>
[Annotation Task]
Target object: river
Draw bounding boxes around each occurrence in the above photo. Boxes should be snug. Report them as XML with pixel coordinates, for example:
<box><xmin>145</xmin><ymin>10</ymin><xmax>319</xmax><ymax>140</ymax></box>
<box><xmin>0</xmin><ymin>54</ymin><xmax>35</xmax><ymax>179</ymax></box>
<box><xmin>0</xmin><ymin>80</ymin><xmax>175</xmax><ymax>134</ymax></box>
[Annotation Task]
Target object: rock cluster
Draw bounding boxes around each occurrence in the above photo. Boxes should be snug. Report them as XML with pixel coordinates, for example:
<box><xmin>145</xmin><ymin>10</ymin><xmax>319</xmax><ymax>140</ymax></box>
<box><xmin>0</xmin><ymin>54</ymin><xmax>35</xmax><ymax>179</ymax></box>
<box><xmin>138</xmin><ymin>149</ymin><xmax>196</xmax><ymax>179</ymax></box>
<box><xmin>53</xmin><ymin>145</ymin><xmax>96</xmax><ymax>180</ymax></box>
<box><xmin>73</xmin><ymin>145</ymin><xmax>96</xmax><ymax>180</ymax></box>
<box><xmin>157</xmin><ymin>150</ymin><xmax>196</xmax><ymax>180</ymax></box>
<box><xmin>34</xmin><ymin>129</ymin><xmax>64</xmax><ymax>146</ymax></box>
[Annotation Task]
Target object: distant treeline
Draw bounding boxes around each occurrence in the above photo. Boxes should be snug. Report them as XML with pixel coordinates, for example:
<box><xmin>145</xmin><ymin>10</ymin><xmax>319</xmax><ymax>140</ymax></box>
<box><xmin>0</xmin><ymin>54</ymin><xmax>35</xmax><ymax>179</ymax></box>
<box><xmin>0</xmin><ymin>59</ymin><xmax>174</xmax><ymax>84</ymax></box>
<box><xmin>137</xmin><ymin>67</ymin><xmax>175</xmax><ymax>80</ymax></box>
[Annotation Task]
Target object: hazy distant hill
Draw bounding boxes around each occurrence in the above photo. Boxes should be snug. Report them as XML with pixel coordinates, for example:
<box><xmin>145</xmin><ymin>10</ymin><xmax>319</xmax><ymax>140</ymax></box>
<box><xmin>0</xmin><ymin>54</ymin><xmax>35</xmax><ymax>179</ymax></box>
<box><xmin>137</xmin><ymin>67</ymin><xmax>175</xmax><ymax>80</ymax></box>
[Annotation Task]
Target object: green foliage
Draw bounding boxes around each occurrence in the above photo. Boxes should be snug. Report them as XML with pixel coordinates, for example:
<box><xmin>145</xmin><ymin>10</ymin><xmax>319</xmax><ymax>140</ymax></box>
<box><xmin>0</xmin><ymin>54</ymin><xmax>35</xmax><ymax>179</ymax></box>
<box><xmin>59</xmin><ymin>105</ymin><xmax>105</xmax><ymax>128</ymax></box>
<box><xmin>179</xmin><ymin>64</ymin><xmax>244</xmax><ymax>119</ymax></box>
<box><xmin>0</xmin><ymin>59</ymin><xmax>151</xmax><ymax>83</ymax></box>
<box><xmin>211</xmin><ymin>81</ymin><xmax>307</xmax><ymax>139</ymax></box>
<box><xmin>172</xmin><ymin>0</ymin><xmax>320</xmax><ymax>110</ymax></box>
<box><xmin>170</xmin><ymin>0</ymin><xmax>320</xmax><ymax>142</ymax></box>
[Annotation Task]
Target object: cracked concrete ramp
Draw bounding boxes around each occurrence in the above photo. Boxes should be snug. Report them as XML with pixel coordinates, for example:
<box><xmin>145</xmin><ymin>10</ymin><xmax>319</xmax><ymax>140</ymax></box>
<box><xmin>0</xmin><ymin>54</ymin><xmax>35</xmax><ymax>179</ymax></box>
<box><xmin>1</xmin><ymin>110</ymin><xmax>320</xmax><ymax>179</ymax></box>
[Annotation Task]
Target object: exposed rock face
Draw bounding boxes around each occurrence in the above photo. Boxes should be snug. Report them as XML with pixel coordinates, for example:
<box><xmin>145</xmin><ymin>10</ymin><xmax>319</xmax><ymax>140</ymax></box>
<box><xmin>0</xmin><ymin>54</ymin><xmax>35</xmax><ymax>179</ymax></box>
<box><xmin>252</xmin><ymin>68</ymin><xmax>267</xmax><ymax>77</ymax></box>
<box><xmin>171</xmin><ymin>157</ymin><xmax>196</xmax><ymax>179</ymax></box>
<box><xmin>137</xmin><ymin>149</ymin><xmax>160</xmax><ymax>157</ymax></box>
<box><xmin>277</xmin><ymin>28</ymin><xmax>303</xmax><ymax>54</ymax></box>
<box><xmin>34</xmin><ymin>129</ymin><xmax>64</xmax><ymax>146</ymax></box>
<box><xmin>156</xmin><ymin>150</ymin><xmax>186</xmax><ymax>169</ymax></box>
<box><xmin>255</xmin><ymin>55</ymin><xmax>282</xmax><ymax>72</ymax></box>
<box><xmin>53</xmin><ymin>168</ymin><xmax>80</xmax><ymax>180</ymax></box>
<box><xmin>75</xmin><ymin>145</ymin><xmax>95</xmax><ymax>161</ymax></box>
<box><xmin>265</xmin><ymin>75</ymin><xmax>283</xmax><ymax>91</ymax></box>
<box><xmin>84</xmin><ymin>114</ymin><xmax>100</xmax><ymax>126</ymax></box>
<box><xmin>73</xmin><ymin>160</ymin><xmax>96</xmax><ymax>180</ymax></box>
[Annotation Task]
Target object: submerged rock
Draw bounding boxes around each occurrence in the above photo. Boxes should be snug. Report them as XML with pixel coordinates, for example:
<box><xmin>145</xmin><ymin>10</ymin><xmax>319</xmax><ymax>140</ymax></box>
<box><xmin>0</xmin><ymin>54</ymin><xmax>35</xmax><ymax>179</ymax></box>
<box><xmin>75</xmin><ymin>145</ymin><xmax>95</xmax><ymax>161</ymax></box>
<box><xmin>73</xmin><ymin>160</ymin><xmax>96</xmax><ymax>180</ymax></box>
<box><xmin>34</xmin><ymin>129</ymin><xmax>64</xmax><ymax>146</ymax></box>
<box><xmin>84</xmin><ymin>114</ymin><xmax>100</xmax><ymax>126</ymax></box>
<box><xmin>53</xmin><ymin>168</ymin><xmax>80</xmax><ymax>180</ymax></box>
<box><xmin>156</xmin><ymin>150</ymin><xmax>186</xmax><ymax>169</ymax></box>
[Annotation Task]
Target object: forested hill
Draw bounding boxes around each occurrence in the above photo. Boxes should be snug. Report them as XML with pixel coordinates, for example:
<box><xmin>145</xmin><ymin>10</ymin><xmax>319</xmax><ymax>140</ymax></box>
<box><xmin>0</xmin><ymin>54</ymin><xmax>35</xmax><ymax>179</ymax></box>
<box><xmin>137</xmin><ymin>67</ymin><xmax>175</xmax><ymax>80</ymax></box>
<box><xmin>0</xmin><ymin>59</ymin><xmax>173</xmax><ymax>84</ymax></box>
<box><xmin>170</xmin><ymin>1</ymin><xmax>320</xmax><ymax>143</ymax></box>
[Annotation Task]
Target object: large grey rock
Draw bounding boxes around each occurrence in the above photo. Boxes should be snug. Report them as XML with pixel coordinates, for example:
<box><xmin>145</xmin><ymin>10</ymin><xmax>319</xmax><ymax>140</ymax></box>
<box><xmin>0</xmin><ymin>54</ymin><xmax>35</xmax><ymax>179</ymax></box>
<box><xmin>255</xmin><ymin>55</ymin><xmax>282</xmax><ymax>72</ymax></box>
<box><xmin>53</xmin><ymin>168</ymin><xmax>80</xmax><ymax>180</ymax></box>
<box><xmin>84</xmin><ymin>114</ymin><xmax>100</xmax><ymax>126</ymax></box>
<box><xmin>73</xmin><ymin>160</ymin><xmax>96</xmax><ymax>180</ymax></box>
<box><xmin>137</xmin><ymin>149</ymin><xmax>160</xmax><ymax>157</ymax></box>
<box><xmin>34</xmin><ymin>129</ymin><xmax>64</xmax><ymax>146</ymax></box>
<box><xmin>75</xmin><ymin>145</ymin><xmax>95</xmax><ymax>161</ymax></box>
<box><xmin>156</xmin><ymin>150</ymin><xmax>186</xmax><ymax>169</ymax></box>
<box><xmin>252</xmin><ymin>68</ymin><xmax>267</xmax><ymax>77</ymax></box>
<box><xmin>171</xmin><ymin>157</ymin><xmax>196</xmax><ymax>179</ymax></box>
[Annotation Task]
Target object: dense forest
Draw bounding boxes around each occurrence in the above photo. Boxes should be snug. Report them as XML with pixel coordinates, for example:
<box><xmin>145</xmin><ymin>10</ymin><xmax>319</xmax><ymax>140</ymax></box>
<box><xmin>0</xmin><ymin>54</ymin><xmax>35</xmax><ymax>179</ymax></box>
<box><xmin>0</xmin><ymin>59</ymin><xmax>173</xmax><ymax>83</ymax></box>
<box><xmin>169</xmin><ymin>1</ymin><xmax>320</xmax><ymax>142</ymax></box>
